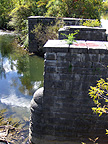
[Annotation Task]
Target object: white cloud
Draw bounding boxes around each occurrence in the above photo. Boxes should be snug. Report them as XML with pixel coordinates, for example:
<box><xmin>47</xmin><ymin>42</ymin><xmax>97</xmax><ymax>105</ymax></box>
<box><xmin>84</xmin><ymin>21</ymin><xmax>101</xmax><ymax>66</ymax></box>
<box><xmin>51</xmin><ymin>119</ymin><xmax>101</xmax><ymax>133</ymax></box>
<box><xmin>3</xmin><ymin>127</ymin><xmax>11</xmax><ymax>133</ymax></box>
<box><xmin>3</xmin><ymin>59</ymin><xmax>17</xmax><ymax>73</ymax></box>
<box><xmin>0</xmin><ymin>91</ymin><xmax>32</xmax><ymax>109</ymax></box>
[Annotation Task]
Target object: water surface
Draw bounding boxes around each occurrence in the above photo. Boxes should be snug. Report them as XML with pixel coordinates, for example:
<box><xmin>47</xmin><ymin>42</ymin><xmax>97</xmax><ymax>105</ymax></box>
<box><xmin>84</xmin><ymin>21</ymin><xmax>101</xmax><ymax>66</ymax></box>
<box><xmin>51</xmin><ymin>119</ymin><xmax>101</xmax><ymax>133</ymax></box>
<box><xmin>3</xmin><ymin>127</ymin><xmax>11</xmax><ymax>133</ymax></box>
<box><xmin>0</xmin><ymin>33</ymin><xmax>44</xmax><ymax>142</ymax></box>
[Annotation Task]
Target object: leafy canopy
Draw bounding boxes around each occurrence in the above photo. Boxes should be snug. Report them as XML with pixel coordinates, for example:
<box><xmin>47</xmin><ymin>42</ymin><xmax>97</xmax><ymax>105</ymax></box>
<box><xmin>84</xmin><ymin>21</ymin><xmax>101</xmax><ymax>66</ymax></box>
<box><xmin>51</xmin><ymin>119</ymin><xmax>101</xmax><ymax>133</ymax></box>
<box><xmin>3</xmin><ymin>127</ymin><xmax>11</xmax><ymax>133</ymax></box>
<box><xmin>37</xmin><ymin>0</ymin><xmax>104</xmax><ymax>20</ymax></box>
<box><xmin>89</xmin><ymin>78</ymin><xmax>108</xmax><ymax>116</ymax></box>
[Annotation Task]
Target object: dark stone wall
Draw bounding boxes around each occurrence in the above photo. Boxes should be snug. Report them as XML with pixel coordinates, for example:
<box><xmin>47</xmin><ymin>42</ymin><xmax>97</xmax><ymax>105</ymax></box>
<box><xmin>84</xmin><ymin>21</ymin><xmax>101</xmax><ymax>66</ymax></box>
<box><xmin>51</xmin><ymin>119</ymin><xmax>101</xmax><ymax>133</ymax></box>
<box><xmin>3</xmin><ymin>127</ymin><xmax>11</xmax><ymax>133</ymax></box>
<box><xmin>59</xmin><ymin>26</ymin><xmax>107</xmax><ymax>41</ymax></box>
<box><xmin>28</xmin><ymin>16</ymin><xmax>93</xmax><ymax>53</ymax></box>
<box><xmin>29</xmin><ymin>40</ymin><xmax>108</xmax><ymax>144</ymax></box>
<box><xmin>28</xmin><ymin>16</ymin><xmax>56</xmax><ymax>53</ymax></box>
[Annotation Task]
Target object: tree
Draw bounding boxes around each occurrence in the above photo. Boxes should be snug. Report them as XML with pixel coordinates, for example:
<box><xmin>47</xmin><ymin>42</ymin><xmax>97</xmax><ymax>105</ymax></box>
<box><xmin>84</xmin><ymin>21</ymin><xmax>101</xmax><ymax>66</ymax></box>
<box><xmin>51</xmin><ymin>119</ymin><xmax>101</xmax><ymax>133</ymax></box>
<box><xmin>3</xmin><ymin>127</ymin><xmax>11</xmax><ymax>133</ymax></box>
<box><xmin>89</xmin><ymin>78</ymin><xmax>108</xmax><ymax>116</ymax></box>
<box><xmin>63</xmin><ymin>0</ymin><xmax>104</xmax><ymax>19</ymax></box>
<box><xmin>0</xmin><ymin>0</ymin><xmax>14</xmax><ymax>28</ymax></box>
<box><xmin>37</xmin><ymin>0</ymin><xmax>104</xmax><ymax>20</ymax></box>
<box><xmin>103</xmin><ymin>0</ymin><xmax>108</xmax><ymax>12</ymax></box>
<box><xmin>45</xmin><ymin>0</ymin><xmax>66</xmax><ymax>17</ymax></box>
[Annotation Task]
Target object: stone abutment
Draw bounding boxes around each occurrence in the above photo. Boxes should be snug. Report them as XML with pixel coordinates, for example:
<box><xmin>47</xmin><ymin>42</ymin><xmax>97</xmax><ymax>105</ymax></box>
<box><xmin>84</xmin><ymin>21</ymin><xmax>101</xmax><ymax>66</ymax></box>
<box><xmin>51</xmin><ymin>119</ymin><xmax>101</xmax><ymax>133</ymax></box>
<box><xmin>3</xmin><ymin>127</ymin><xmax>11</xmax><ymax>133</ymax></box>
<box><xmin>29</xmin><ymin>40</ymin><xmax>108</xmax><ymax>144</ymax></box>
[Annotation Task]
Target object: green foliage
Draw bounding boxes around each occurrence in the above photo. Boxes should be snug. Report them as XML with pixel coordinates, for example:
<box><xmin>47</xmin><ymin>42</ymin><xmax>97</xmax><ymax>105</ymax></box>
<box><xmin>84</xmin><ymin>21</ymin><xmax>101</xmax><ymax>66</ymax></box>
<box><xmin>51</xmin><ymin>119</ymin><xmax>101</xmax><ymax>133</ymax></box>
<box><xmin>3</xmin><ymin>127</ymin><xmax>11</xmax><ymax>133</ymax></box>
<box><xmin>63</xmin><ymin>0</ymin><xmax>104</xmax><ymax>20</ymax></box>
<box><xmin>0</xmin><ymin>0</ymin><xmax>104</xmax><ymax>50</ymax></box>
<box><xmin>32</xmin><ymin>19</ymin><xmax>64</xmax><ymax>53</ymax></box>
<box><xmin>89</xmin><ymin>78</ymin><xmax>108</xmax><ymax>116</ymax></box>
<box><xmin>103</xmin><ymin>0</ymin><xmax>108</xmax><ymax>12</ymax></box>
<box><xmin>8</xmin><ymin>0</ymin><xmax>44</xmax><ymax>48</ymax></box>
<box><xmin>0</xmin><ymin>0</ymin><xmax>14</xmax><ymax>28</ymax></box>
<box><xmin>83</xmin><ymin>19</ymin><xmax>101</xmax><ymax>27</ymax></box>
<box><xmin>9</xmin><ymin>5</ymin><xmax>31</xmax><ymax>32</ymax></box>
<box><xmin>9</xmin><ymin>5</ymin><xmax>31</xmax><ymax>48</ymax></box>
<box><xmin>38</xmin><ymin>0</ymin><xmax>104</xmax><ymax>20</ymax></box>
<box><xmin>45</xmin><ymin>0</ymin><xmax>66</xmax><ymax>17</ymax></box>
<box><xmin>62</xmin><ymin>30</ymin><xmax>79</xmax><ymax>45</ymax></box>
<box><xmin>36</xmin><ymin>0</ymin><xmax>49</xmax><ymax>15</ymax></box>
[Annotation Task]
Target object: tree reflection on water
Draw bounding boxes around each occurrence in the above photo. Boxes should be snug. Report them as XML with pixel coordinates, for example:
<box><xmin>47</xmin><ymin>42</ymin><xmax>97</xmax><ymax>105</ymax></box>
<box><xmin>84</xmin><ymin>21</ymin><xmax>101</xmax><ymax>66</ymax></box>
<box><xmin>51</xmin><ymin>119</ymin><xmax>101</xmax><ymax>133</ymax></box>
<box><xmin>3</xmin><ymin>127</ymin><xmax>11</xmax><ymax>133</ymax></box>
<box><xmin>0</xmin><ymin>33</ymin><xmax>44</xmax><ymax>143</ymax></box>
<box><xmin>0</xmin><ymin>35</ymin><xmax>14</xmax><ymax>79</ymax></box>
<box><xmin>0</xmin><ymin>34</ymin><xmax>44</xmax><ymax>96</ymax></box>
<box><xmin>0</xmin><ymin>57</ymin><xmax>6</xmax><ymax>79</ymax></box>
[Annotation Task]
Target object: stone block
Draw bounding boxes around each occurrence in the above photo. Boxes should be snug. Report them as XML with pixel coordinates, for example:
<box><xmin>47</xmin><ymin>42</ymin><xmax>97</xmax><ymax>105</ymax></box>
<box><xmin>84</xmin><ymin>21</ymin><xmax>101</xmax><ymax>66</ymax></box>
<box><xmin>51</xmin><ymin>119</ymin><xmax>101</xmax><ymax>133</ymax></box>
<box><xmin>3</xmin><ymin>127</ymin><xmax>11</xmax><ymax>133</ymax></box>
<box><xmin>45</xmin><ymin>66</ymin><xmax>57</xmax><ymax>73</ymax></box>
<box><xmin>45</xmin><ymin>60</ymin><xmax>57</xmax><ymax>66</ymax></box>
<box><xmin>57</xmin><ymin>67</ymin><xmax>69</xmax><ymax>74</ymax></box>
<box><xmin>45</xmin><ymin>52</ymin><xmax>56</xmax><ymax>60</ymax></box>
<box><xmin>30</xmin><ymin>39</ymin><xmax>108</xmax><ymax>144</ymax></box>
<box><xmin>69</xmin><ymin>47</ymin><xmax>88</xmax><ymax>54</ymax></box>
<box><xmin>59</xmin><ymin>26</ymin><xmax>107</xmax><ymax>41</ymax></box>
<box><xmin>57</xmin><ymin>61</ymin><xmax>70</xmax><ymax>67</ymax></box>
<box><xmin>85</xmin><ymin>53</ymin><xmax>99</xmax><ymax>62</ymax></box>
<box><xmin>70</xmin><ymin>53</ymin><xmax>84</xmax><ymax>62</ymax></box>
<box><xmin>44</xmin><ymin>73</ymin><xmax>60</xmax><ymax>81</ymax></box>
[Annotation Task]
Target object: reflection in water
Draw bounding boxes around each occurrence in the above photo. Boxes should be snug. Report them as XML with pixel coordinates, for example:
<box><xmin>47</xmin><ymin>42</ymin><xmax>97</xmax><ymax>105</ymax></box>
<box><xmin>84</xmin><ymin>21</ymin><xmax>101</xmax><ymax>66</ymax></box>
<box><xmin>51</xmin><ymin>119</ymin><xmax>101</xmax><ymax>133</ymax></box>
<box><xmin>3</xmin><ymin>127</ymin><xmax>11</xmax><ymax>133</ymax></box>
<box><xmin>3</xmin><ymin>59</ymin><xmax>17</xmax><ymax>73</ymax></box>
<box><xmin>0</xmin><ymin>35</ymin><xmax>16</xmax><ymax>80</ymax></box>
<box><xmin>0</xmin><ymin>34</ymin><xmax>44</xmax><ymax>98</ymax></box>
<box><xmin>0</xmin><ymin>57</ymin><xmax>6</xmax><ymax>79</ymax></box>
<box><xmin>0</xmin><ymin>33</ymin><xmax>44</xmax><ymax>143</ymax></box>
<box><xmin>0</xmin><ymin>34</ymin><xmax>44</xmax><ymax>95</ymax></box>
<box><xmin>1</xmin><ymin>91</ymin><xmax>31</xmax><ymax>108</ymax></box>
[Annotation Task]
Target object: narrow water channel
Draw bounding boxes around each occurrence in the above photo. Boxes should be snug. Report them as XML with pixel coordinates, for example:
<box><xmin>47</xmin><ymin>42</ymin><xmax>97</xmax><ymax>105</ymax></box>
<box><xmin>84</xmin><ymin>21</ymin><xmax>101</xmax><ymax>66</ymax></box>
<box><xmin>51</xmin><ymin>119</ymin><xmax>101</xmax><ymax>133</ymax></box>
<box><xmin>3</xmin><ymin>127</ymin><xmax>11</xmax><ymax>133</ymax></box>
<box><xmin>0</xmin><ymin>32</ymin><xmax>44</xmax><ymax>143</ymax></box>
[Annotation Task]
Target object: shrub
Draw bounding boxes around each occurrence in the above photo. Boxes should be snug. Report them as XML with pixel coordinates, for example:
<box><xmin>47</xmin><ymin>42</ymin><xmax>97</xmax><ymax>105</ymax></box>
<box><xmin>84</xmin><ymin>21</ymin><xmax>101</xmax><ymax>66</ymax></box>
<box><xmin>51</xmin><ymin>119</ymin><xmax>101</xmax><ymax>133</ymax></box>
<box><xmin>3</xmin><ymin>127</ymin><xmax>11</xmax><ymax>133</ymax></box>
<box><xmin>0</xmin><ymin>0</ymin><xmax>14</xmax><ymax>29</ymax></box>
<box><xmin>9</xmin><ymin>5</ymin><xmax>31</xmax><ymax>32</ymax></box>
<box><xmin>62</xmin><ymin>0</ymin><xmax>104</xmax><ymax>20</ymax></box>
<box><xmin>83</xmin><ymin>19</ymin><xmax>101</xmax><ymax>27</ymax></box>
<box><xmin>32</xmin><ymin>19</ymin><xmax>64</xmax><ymax>55</ymax></box>
<box><xmin>89</xmin><ymin>78</ymin><xmax>108</xmax><ymax>141</ymax></box>
<box><xmin>37</xmin><ymin>0</ymin><xmax>104</xmax><ymax>20</ymax></box>
<box><xmin>62</xmin><ymin>30</ymin><xmax>79</xmax><ymax>45</ymax></box>
<box><xmin>9</xmin><ymin>5</ymin><xmax>32</xmax><ymax>48</ymax></box>
<box><xmin>45</xmin><ymin>0</ymin><xmax>66</xmax><ymax>17</ymax></box>
<box><xmin>89</xmin><ymin>78</ymin><xmax>108</xmax><ymax>116</ymax></box>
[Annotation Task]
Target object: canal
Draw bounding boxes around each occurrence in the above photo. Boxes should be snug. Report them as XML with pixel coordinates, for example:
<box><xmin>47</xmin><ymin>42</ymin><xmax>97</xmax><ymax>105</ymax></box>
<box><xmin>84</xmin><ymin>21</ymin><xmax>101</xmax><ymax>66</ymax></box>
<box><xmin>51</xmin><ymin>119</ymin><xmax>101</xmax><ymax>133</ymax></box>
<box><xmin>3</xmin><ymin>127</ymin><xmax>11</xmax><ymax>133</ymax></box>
<box><xmin>0</xmin><ymin>32</ymin><xmax>44</xmax><ymax>143</ymax></box>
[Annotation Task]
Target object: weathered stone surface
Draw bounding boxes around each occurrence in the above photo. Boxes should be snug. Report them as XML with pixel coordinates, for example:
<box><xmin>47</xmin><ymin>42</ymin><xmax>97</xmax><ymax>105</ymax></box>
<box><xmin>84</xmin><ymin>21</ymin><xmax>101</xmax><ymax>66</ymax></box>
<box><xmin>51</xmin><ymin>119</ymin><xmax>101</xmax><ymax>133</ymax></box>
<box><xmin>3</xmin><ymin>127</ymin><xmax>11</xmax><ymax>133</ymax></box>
<box><xmin>59</xmin><ymin>26</ymin><xmax>107</xmax><ymax>41</ymax></box>
<box><xmin>28</xmin><ymin>16</ymin><xmax>98</xmax><ymax>53</ymax></box>
<box><xmin>30</xmin><ymin>40</ymin><xmax>108</xmax><ymax>144</ymax></box>
<box><xmin>29</xmin><ymin>87</ymin><xmax>45</xmax><ymax>144</ymax></box>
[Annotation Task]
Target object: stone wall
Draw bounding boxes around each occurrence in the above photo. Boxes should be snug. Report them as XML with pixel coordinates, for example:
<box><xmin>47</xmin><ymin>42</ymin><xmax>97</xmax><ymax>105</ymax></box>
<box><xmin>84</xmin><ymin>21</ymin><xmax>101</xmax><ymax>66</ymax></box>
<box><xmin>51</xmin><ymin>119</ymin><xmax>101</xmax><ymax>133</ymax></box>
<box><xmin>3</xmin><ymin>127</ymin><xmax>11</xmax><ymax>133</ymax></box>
<box><xmin>59</xmin><ymin>26</ymin><xmax>107</xmax><ymax>41</ymax></box>
<box><xmin>29</xmin><ymin>40</ymin><xmax>108</xmax><ymax>144</ymax></box>
<box><xmin>28</xmin><ymin>16</ymin><xmax>55</xmax><ymax>53</ymax></box>
<box><xmin>28</xmin><ymin>16</ymin><xmax>91</xmax><ymax>53</ymax></box>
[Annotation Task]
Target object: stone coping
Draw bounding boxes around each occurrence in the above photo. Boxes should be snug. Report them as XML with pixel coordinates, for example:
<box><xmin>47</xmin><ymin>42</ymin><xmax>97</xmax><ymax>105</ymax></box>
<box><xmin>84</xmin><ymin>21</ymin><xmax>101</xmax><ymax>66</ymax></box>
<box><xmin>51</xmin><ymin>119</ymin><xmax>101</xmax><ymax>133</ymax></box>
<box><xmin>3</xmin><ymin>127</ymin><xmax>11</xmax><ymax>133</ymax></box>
<box><xmin>28</xmin><ymin>16</ymin><xmax>93</xmax><ymax>21</ymax></box>
<box><xmin>28</xmin><ymin>16</ymin><xmax>55</xmax><ymax>19</ymax></box>
<box><xmin>44</xmin><ymin>40</ymin><xmax>108</xmax><ymax>53</ymax></box>
<box><xmin>59</xmin><ymin>25</ymin><xmax>105</xmax><ymax>31</ymax></box>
